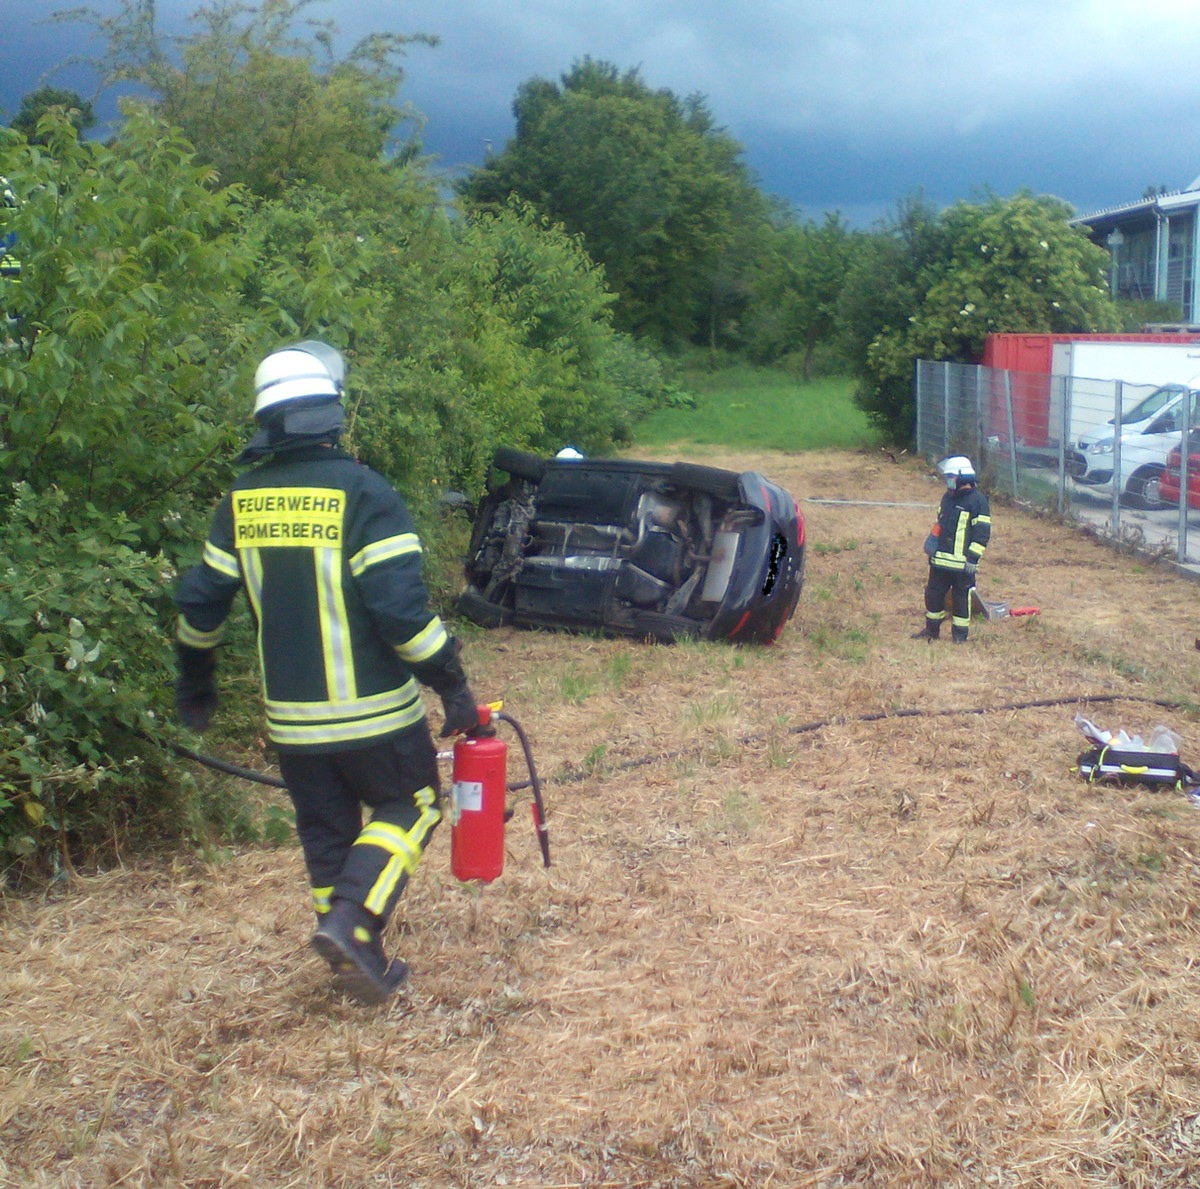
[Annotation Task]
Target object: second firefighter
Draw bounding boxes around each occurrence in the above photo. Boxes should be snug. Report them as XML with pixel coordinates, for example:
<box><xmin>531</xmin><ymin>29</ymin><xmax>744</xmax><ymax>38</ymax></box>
<box><xmin>914</xmin><ymin>455</ymin><xmax>991</xmax><ymax>644</ymax></box>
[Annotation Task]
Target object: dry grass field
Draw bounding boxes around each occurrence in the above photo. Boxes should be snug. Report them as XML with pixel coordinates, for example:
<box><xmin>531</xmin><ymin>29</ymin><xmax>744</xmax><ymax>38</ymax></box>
<box><xmin>5</xmin><ymin>447</ymin><xmax>1200</xmax><ymax>1188</ymax></box>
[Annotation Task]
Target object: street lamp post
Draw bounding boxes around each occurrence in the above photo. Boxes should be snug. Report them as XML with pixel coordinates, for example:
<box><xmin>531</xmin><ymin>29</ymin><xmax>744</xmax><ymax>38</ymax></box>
<box><xmin>1107</xmin><ymin>228</ymin><xmax>1125</xmax><ymax>297</ymax></box>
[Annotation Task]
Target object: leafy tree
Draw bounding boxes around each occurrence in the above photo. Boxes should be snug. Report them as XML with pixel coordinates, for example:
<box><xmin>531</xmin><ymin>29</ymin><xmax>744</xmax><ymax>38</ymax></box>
<box><xmin>50</xmin><ymin>8</ymin><xmax>678</xmax><ymax>468</ymax></box>
<box><xmin>841</xmin><ymin>191</ymin><xmax>1121</xmax><ymax>441</ymax></box>
<box><xmin>0</xmin><ymin>110</ymin><xmax>263</xmax><ymax>535</ymax></box>
<box><xmin>52</xmin><ymin>0</ymin><xmax>437</xmax><ymax>200</ymax></box>
<box><xmin>918</xmin><ymin>192</ymin><xmax>1120</xmax><ymax>356</ymax></box>
<box><xmin>460</xmin><ymin>58</ymin><xmax>754</xmax><ymax>346</ymax></box>
<box><xmin>836</xmin><ymin>195</ymin><xmax>945</xmax><ymax>441</ymax></box>
<box><xmin>698</xmin><ymin>185</ymin><xmax>777</xmax><ymax>355</ymax></box>
<box><xmin>9</xmin><ymin>86</ymin><xmax>96</xmax><ymax>143</ymax></box>
<box><xmin>347</xmin><ymin>195</ymin><xmax>670</xmax><ymax>595</ymax></box>
<box><xmin>746</xmin><ymin>211</ymin><xmax>858</xmax><ymax>379</ymax></box>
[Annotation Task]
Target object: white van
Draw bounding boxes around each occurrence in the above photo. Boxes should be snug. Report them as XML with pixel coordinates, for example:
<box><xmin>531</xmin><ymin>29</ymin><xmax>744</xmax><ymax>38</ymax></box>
<box><xmin>1069</xmin><ymin>379</ymin><xmax>1200</xmax><ymax>507</ymax></box>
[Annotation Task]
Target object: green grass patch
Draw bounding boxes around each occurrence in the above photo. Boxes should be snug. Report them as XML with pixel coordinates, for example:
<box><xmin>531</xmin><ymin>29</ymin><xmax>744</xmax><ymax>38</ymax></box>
<box><xmin>683</xmin><ymin>692</ymin><xmax>741</xmax><ymax>726</ymax></box>
<box><xmin>813</xmin><ymin>539</ymin><xmax>860</xmax><ymax>555</ymax></box>
<box><xmin>603</xmin><ymin>652</ymin><xmax>633</xmax><ymax>688</ymax></box>
<box><xmin>559</xmin><ymin>665</ymin><xmax>598</xmax><ymax>704</ymax></box>
<box><xmin>808</xmin><ymin>625</ymin><xmax>872</xmax><ymax>662</ymax></box>
<box><xmin>1079</xmin><ymin>648</ymin><xmax>1156</xmax><ymax>683</ymax></box>
<box><xmin>633</xmin><ymin>364</ymin><xmax>878</xmax><ymax>452</ymax></box>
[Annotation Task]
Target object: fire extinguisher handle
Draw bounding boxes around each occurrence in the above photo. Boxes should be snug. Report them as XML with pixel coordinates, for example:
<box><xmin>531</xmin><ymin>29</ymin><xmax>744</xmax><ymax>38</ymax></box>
<box><xmin>465</xmin><ymin>701</ymin><xmax>500</xmax><ymax>736</ymax></box>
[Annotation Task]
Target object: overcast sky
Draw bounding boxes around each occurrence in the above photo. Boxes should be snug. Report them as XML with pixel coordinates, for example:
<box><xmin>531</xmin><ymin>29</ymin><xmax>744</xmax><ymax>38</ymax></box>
<box><xmin>3</xmin><ymin>0</ymin><xmax>1200</xmax><ymax>227</ymax></box>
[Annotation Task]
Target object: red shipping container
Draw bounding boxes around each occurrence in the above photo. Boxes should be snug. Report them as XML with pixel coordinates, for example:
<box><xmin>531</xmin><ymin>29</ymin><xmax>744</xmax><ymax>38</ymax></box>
<box><xmin>981</xmin><ymin>333</ymin><xmax>1200</xmax><ymax>448</ymax></box>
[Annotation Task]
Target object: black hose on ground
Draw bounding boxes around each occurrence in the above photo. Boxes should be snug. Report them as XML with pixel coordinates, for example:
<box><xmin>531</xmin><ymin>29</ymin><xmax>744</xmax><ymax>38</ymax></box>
<box><xmin>157</xmin><ymin>693</ymin><xmax>1196</xmax><ymax>791</ymax></box>
<box><xmin>167</xmin><ymin>738</ymin><xmax>289</xmax><ymax>789</ymax></box>
<box><xmin>553</xmin><ymin>693</ymin><xmax>1196</xmax><ymax>784</ymax></box>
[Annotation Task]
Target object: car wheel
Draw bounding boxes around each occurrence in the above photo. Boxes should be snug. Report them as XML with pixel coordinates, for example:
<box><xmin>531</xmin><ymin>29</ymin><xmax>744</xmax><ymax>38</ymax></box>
<box><xmin>668</xmin><ymin>462</ymin><xmax>740</xmax><ymax>499</ymax></box>
<box><xmin>1124</xmin><ymin>466</ymin><xmax>1167</xmax><ymax>510</ymax></box>
<box><xmin>457</xmin><ymin>586</ymin><xmax>512</xmax><ymax>629</ymax></box>
<box><xmin>632</xmin><ymin>611</ymin><xmax>704</xmax><ymax>644</ymax></box>
<box><xmin>491</xmin><ymin>446</ymin><xmax>547</xmax><ymax>482</ymax></box>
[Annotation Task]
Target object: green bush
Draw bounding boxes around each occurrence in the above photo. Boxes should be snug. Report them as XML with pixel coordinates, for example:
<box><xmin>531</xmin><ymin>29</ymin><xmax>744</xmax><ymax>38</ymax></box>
<box><xmin>0</xmin><ymin>484</ymin><xmax>190</xmax><ymax>878</ymax></box>
<box><xmin>0</xmin><ymin>110</ymin><xmax>267</xmax><ymax>545</ymax></box>
<box><xmin>1115</xmin><ymin>298</ymin><xmax>1182</xmax><ymax>332</ymax></box>
<box><xmin>0</xmin><ymin>111</ymin><xmax>271</xmax><ymax>878</ymax></box>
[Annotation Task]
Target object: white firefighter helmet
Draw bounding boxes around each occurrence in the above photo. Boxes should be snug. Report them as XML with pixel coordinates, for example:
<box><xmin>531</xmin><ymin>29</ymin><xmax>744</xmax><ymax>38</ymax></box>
<box><xmin>937</xmin><ymin>455</ymin><xmax>976</xmax><ymax>490</ymax></box>
<box><xmin>253</xmin><ymin>340</ymin><xmax>345</xmax><ymax>419</ymax></box>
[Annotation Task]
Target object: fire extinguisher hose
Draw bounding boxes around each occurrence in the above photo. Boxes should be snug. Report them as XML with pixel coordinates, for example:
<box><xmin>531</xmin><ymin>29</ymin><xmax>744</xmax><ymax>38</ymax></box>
<box><xmin>170</xmin><ymin>739</ymin><xmax>289</xmax><ymax>788</ymax></box>
<box><xmin>495</xmin><ymin>711</ymin><xmax>551</xmax><ymax>868</ymax></box>
<box><xmin>129</xmin><ymin>725</ymin><xmax>290</xmax><ymax>789</ymax></box>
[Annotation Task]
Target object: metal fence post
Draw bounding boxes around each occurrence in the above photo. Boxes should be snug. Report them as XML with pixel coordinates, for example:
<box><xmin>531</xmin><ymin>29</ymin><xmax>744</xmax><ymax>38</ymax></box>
<box><xmin>1180</xmin><ymin>388</ymin><xmax>1192</xmax><ymax>563</ymax></box>
<box><xmin>942</xmin><ymin>362</ymin><xmax>950</xmax><ymax>458</ymax></box>
<box><xmin>1111</xmin><ymin>381</ymin><xmax>1122</xmax><ymax>534</ymax></box>
<box><xmin>1057</xmin><ymin>373</ymin><xmax>1068</xmax><ymax>515</ymax></box>
<box><xmin>915</xmin><ymin>361</ymin><xmax>924</xmax><ymax>457</ymax></box>
<box><xmin>1004</xmin><ymin>369</ymin><xmax>1018</xmax><ymax>497</ymax></box>
<box><xmin>974</xmin><ymin>364</ymin><xmax>983</xmax><ymax>468</ymax></box>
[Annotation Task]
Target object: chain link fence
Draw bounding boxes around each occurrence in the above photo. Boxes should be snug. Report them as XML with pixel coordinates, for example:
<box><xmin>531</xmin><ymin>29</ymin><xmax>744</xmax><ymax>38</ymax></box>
<box><xmin>915</xmin><ymin>360</ymin><xmax>1200</xmax><ymax>565</ymax></box>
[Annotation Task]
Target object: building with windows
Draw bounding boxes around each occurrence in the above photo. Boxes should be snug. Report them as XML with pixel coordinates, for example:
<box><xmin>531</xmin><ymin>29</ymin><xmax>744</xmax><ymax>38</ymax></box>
<box><xmin>1072</xmin><ymin>178</ymin><xmax>1200</xmax><ymax>324</ymax></box>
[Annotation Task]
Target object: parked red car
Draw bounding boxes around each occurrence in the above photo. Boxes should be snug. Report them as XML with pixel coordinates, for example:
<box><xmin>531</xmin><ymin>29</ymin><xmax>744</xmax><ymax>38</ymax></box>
<box><xmin>1161</xmin><ymin>435</ymin><xmax>1200</xmax><ymax>508</ymax></box>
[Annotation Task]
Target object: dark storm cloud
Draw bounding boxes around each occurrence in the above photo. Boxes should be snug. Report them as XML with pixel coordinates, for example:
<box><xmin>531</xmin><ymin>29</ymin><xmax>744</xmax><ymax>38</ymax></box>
<box><xmin>5</xmin><ymin>0</ymin><xmax>1200</xmax><ymax>225</ymax></box>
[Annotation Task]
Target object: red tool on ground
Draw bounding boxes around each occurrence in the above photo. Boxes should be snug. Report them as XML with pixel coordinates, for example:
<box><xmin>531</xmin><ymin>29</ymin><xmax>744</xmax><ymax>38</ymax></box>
<box><xmin>968</xmin><ymin>589</ymin><xmax>1040</xmax><ymax>621</ymax></box>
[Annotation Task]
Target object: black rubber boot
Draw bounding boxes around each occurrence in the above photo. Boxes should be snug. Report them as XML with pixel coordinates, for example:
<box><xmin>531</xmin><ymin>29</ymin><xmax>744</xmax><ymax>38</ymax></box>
<box><xmin>912</xmin><ymin>623</ymin><xmax>940</xmax><ymax>641</ymax></box>
<box><xmin>951</xmin><ymin>628</ymin><xmax>968</xmax><ymax>644</ymax></box>
<box><xmin>311</xmin><ymin>899</ymin><xmax>408</xmax><ymax>1005</ymax></box>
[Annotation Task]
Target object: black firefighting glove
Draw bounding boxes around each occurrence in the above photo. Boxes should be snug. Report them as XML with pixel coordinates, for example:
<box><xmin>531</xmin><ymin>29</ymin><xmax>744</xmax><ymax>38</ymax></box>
<box><xmin>439</xmin><ymin>682</ymin><xmax>481</xmax><ymax>738</ymax></box>
<box><xmin>175</xmin><ymin>643</ymin><xmax>219</xmax><ymax>733</ymax></box>
<box><xmin>964</xmin><ymin>562</ymin><xmax>978</xmax><ymax>580</ymax></box>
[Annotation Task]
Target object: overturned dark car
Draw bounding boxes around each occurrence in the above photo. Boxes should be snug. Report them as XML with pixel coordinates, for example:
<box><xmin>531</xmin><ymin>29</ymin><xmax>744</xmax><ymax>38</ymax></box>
<box><xmin>456</xmin><ymin>448</ymin><xmax>805</xmax><ymax>644</ymax></box>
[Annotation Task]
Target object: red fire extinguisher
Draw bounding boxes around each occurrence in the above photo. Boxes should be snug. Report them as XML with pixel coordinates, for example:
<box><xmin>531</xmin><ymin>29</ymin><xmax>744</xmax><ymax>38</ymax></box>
<box><xmin>449</xmin><ymin>704</ymin><xmax>550</xmax><ymax>883</ymax></box>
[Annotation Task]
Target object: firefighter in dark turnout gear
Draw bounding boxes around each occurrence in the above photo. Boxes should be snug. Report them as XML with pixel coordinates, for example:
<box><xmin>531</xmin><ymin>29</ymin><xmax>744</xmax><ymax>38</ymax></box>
<box><xmin>174</xmin><ymin>342</ymin><xmax>479</xmax><ymax>1005</ymax></box>
<box><xmin>914</xmin><ymin>456</ymin><xmax>991</xmax><ymax>644</ymax></box>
